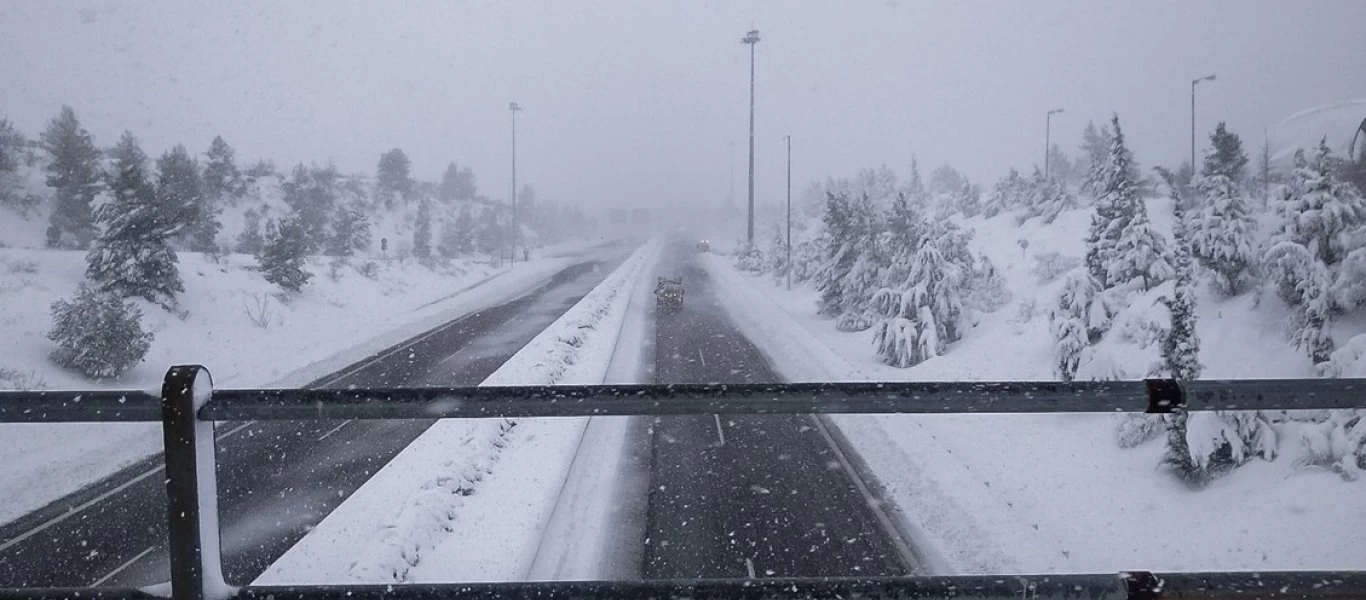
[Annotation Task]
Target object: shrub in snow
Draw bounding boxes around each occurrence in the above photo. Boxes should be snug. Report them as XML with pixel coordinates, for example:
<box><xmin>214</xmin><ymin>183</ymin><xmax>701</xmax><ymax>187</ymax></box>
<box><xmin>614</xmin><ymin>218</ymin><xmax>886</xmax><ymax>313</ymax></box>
<box><xmin>1114</xmin><ymin>414</ymin><xmax>1164</xmax><ymax>448</ymax></box>
<box><xmin>237</xmin><ymin>209</ymin><xmax>266</xmax><ymax>254</ymax></box>
<box><xmin>412</xmin><ymin>198</ymin><xmax>433</xmax><ymax>260</ymax></box>
<box><xmin>967</xmin><ymin>255</ymin><xmax>1011</xmax><ymax>313</ymax></box>
<box><xmin>1031</xmin><ymin>251</ymin><xmax>1081</xmax><ymax>284</ymax></box>
<box><xmin>257</xmin><ymin>216</ymin><xmax>313</xmax><ymax>293</ymax></box>
<box><xmin>1293</xmin><ymin>411</ymin><xmax>1366</xmax><ymax>481</ymax></box>
<box><xmin>48</xmin><ymin>284</ymin><xmax>154</xmax><ymax>380</ymax></box>
<box><xmin>982</xmin><ymin>168</ymin><xmax>1026</xmax><ymax>218</ymax></box>
<box><xmin>1167</xmin><ymin>411</ymin><xmax>1278</xmax><ymax>487</ymax></box>
<box><xmin>735</xmin><ymin>246</ymin><xmax>767</xmax><ymax>274</ymax></box>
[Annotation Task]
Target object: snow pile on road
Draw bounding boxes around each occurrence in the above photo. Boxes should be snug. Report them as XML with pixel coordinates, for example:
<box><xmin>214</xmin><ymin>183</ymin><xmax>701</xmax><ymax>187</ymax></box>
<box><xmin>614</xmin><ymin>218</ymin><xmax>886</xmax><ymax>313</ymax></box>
<box><xmin>0</xmin><ymin>244</ymin><xmax>602</xmax><ymax>526</ymax></box>
<box><xmin>699</xmin><ymin>218</ymin><xmax>1366</xmax><ymax>575</ymax></box>
<box><xmin>256</xmin><ymin>238</ymin><xmax>661</xmax><ymax>585</ymax></box>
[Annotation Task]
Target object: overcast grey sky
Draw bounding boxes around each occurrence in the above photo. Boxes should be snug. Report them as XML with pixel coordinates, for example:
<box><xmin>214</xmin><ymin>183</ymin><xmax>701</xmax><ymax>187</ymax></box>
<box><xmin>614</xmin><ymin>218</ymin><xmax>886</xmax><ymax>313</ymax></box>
<box><xmin>3</xmin><ymin>0</ymin><xmax>1365</xmax><ymax>213</ymax></box>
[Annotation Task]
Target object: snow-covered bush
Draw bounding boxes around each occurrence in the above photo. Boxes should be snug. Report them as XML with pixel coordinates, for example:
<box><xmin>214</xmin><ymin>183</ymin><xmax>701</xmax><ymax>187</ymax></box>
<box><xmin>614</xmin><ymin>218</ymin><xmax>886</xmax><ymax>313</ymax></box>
<box><xmin>735</xmin><ymin>246</ymin><xmax>767</xmax><ymax>274</ymax></box>
<box><xmin>47</xmin><ymin>284</ymin><xmax>154</xmax><ymax>380</ymax></box>
<box><xmin>1114</xmin><ymin>414</ymin><xmax>1164</xmax><ymax>448</ymax></box>
<box><xmin>1293</xmin><ymin>411</ymin><xmax>1366</xmax><ymax>481</ymax></box>
<box><xmin>967</xmin><ymin>255</ymin><xmax>1011</xmax><ymax>313</ymax></box>
<box><xmin>1030</xmin><ymin>251</ymin><xmax>1080</xmax><ymax>284</ymax></box>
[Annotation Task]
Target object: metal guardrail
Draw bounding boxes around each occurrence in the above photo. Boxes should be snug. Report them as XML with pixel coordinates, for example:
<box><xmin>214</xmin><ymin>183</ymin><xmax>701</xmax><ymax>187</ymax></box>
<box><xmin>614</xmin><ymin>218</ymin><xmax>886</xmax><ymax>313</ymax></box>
<box><xmin>1</xmin><ymin>366</ymin><xmax>1363</xmax><ymax>600</ymax></box>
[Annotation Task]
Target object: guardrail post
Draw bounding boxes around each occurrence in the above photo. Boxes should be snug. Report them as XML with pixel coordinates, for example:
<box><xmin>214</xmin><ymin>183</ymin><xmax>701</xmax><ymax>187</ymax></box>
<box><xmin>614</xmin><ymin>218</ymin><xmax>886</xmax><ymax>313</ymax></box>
<box><xmin>162</xmin><ymin>365</ymin><xmax>229</xmax><ymax>600</ymax></box>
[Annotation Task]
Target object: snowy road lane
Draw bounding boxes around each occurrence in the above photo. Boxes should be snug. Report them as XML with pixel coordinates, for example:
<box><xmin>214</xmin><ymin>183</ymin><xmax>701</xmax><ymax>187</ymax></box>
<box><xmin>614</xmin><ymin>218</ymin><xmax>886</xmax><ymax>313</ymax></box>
<box><xmin>642</xmin><ymin>240</ymin><xmax>915</xmax><ymax>579</ymax></box>
<box><xmin>0</xmin><ymin>254</ymin><xmax>628</xmax><ymax>588</ymax></box>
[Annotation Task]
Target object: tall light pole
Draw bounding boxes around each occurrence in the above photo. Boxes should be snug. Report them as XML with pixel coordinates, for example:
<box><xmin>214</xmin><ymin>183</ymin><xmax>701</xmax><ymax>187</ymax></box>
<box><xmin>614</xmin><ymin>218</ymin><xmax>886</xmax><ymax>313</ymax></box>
<box><xmin>509</xmin><ymin>101</ymin><xmax>522</xmax><ymax>264</ymax></box>
<box><xmin>1045</xmin><ymin>108</ymin><xmax>1064</xmax><ymax>178</ymax></box>
<box><xmin>1192</xmin><ymin>74</ymin><xmax>1216</xmax><ymax>172</ymax></box>
<box><xmin>741</xmin><ymin>29</ymin><xmax>760</xmax><ymax>247</ymax></box>
<box><xmin>784</xmin><ymin>134</ymin><xmax>792</xmax><ymax>291</ymax></box>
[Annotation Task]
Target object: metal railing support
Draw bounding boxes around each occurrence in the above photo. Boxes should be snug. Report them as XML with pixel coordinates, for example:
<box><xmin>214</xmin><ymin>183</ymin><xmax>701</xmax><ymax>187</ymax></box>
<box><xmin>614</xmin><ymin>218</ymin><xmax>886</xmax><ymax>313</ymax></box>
<box><xmin>161</xmin><ymin>365</ymin><xmax>230</xmax><ymax>600</ymax></box>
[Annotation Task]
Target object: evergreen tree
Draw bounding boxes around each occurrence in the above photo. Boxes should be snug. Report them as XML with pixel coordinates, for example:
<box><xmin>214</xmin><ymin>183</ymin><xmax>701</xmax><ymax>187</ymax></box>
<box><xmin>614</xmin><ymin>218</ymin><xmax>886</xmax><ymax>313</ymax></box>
<box><xmin>1271</xmin><ymin>142</ymin><xmax>1366</xmax><ymax>267</ymax></box>
<box><xmin>257</xmin><ymin>216</ymin><xmax>313</xmax><ymax>293</ymax></box>
<box><xmin>157</xmin><ymin>144</ymin><xmax>217</xmax><ymax>252</ymax></box>
<box><xmin>871</xmin><ymin>221</ymin><xmax>972</xmax><ymax>367</ymax></box>
<box><xmin>900</xmin><ymin>158</ymin><xmax>927</xmax><ymax>205</ymax></box>
<box><xmin>1201</xmin><ymin>122</ymin><xmax>1249</xmax><ymax>183</ymax></box>
<box><xmin>236</xmin><ymin>209</ymin><xmax>265</xmax><ymax>254</ymax></box>
<box><xmin>202</xmin><ymin>135</ymin><xmax>244</xmax><ymax>203</ymax></box>
<box><xmin>1046</xmin><ymin>143</ymin><xmax>1077</xmax><ymax>186</ymax></box>
<box><xmin>1086</xmin><ymin>115</ymin><xmax>1169</xmax><ymax>289</ymax></box>
<box><xmin>413</xmin><ymin>198</ymin><xmax>433</xmax><ymax>259</ymax></box>
<box><xmin>86</xmin><ymin>132</ymin><xmax>183</xmax><ymax>307</ymax></box>
<box><xmin>438</xmin><ymin>162</ymin><xmax>477</xmax><ymax>203</ymax></box>
<box><xmin>1189</xmin><ymin>124</ymin><xmax>1255</xmax><ymax>294</ymax></box>
<box><xmin>833</xmin><ymin>194</ymin><xmax>884</xmax><ymax>331</ymax></box>
<box><xmin>0</xmin><ymin>117</ymin><xmax>34</xmax><ymax>214</ymax></box>
<box><xmin>41</xmin><ymin>106</ymin><xmax>101</xmax><ymax>249</ymax></box>
<box><xmin>453</xmin><ymin>205</ymin><xmax>476</xmax><ymax>253</ymax></box>
<box><xmin>1049</xmin><ymin>269</ymin><xmax>1103</xmax><ymax>381</ymax></box>
<box><xmin>327</xmin><ymin>203</ymin><xmax>370</xmax><ymax>257</ymax></box>
<box><xmin>48</xmin><ymin>283</ymin><xmax>153</xmax><ymax>380</ymax></box>
<box><xmin>1160</xmin><ymin>188</ymin><xmax>1202</xmax><ymax>380</ymax></box>
<box><xmin>282</xmin><ymin>164</ymin><xmax>338</xmax><ymax>252</ymax></box>
<box><xmin>983</xmin><ymin>168</ymin><xmax>1025</xmax><ymax>218</ymax></box>
<box><xmin>956</xmin><ymin>180</ymin><xmax>981</xmax><ymax>217</ymax></box>
<box><xmin>377</xmin><ymin>148</ymin><xmax>414</xmax><ymax>205</ymax></box>
<box><xmin>1079</xmin><ymin>120</ymin><xmax>1111</xmax><ymax>197</ymax></box>
<box><xmin>816</xmin><ymin>191</ymin><xmax>856</xmax><ymax>316</ymax></box>
<box><xmin>475</xmin><ymin>206</ymin><xmax>506</xmax><ymax>254</ymax></box>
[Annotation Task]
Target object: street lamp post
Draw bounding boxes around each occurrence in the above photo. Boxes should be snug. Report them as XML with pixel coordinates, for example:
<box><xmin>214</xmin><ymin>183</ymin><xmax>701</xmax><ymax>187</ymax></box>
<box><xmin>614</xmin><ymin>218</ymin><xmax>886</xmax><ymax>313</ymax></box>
<box><xmin>509</xmin><ymin>101</ymin><xmax>522</xmax><ymax>265</ymax></box>
<box><xmin>784</xmin><ymin>134</ymin><xmax>792</xmax><ymax>291</ymax></box>
<box><xmin>741</xmin><ymin>29</ymin><xmax>761</xmax><ymax>247</ymax></box>
<box><xmin>1045</xmin><ymin>108</ymin><xmax>1064</xmax><ymax>179</ymax></box>
<box><xmin>1191</xmin><ymin>74</ymin><xmax>1216</xmax><ymax>172</ymax></box>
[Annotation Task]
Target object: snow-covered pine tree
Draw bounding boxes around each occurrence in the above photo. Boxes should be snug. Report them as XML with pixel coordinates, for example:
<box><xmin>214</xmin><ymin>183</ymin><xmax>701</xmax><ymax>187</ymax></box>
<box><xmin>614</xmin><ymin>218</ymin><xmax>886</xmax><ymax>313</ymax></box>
<box><xmin>1037</xmin><ymin>175</ymin><xmax>1078</xmax><ymax>224</ymax></box>
<box><xmin>1191</xmin><ymin>178</ymin><xmax>1256</xmax><ymax>296</ymax></box>
<box><xmin>475</xmin><ymin>207</ymin><xmax>506</xmax><ymax>255</ymax></box>
<box><xmin>413</xmin><ymin>198</ymin><xmax>433</xmax><ymax>260</ymax></box>
<box><xmin>454</xmin><ymin>205</ymin><xmax>476</xmax><ymax>254</ymax></box>
<box><xmin>157</xmin><ymin>145</ymin><xmax>216</xmax><ymax>252</ymax></box>
<box><xmin>1049</xmin><ymin>269</ymin><xmax>1103</xmax><ymax>381</ymax></box>
<box><xmin>1201</xmin><ymin>122</ymin><xmax>1249</xmax><ymax>184</ymax></box>
<box><xmin>282</xmin><ymin>164</ymin><xmax>338</xmax><ymax>252</ymax></box>
<box><xmin>377</xmin><ymin>148</ymin><xmax>414</xmax><ymax>207</ymax></box>
<box><xmin>86</xmin><ymin>132</ymin><xmax>184</xmax><ymax>307</ymax></box>
<box><xmin>41</xmin><ymin>106</ymin><xmax>101</xmax><ymax>249</ymax></box>
<box><xmin>983</xmin><ymin>168</ymin><xmax>1025</xmax><ymax>218</ymax></box>
<box><xmin>956</xmin><ymin>180</ymin><xmax>981</xmax><ymax>217</ymax></box>
<box><xmin>257</xmin><ymin>216</ymin><xmax>313</xmax><ymax>293</ymax></box>
<box><xmin>0</xmin><ymin>117</ymin><xmax>25</xmax><ymax>210</ymax></box>
<box><xmin>236</xmin><ymin>209</ymin><xmax>265</xmax><ymax>255</ymax></box>
<box><xmin>871</xmin><ymin>220</ymin><xmax>971</xmax><ymax>367</ymax></box>
<box><xmin>326</xmin><ymin>202</ymin><xmax>370</xmax><ymax>257</ymax></box>
<box><xmin>1079</xmin><ymin>120</ymin><xmax>1111</xmax><ymax>198</ymax></box>
<box><xmin>900</xmin><ymin>158</ymin><xmax>927</xmax><ymax>207</ymax></box>
<box><xmin>1160</xmin><ymin>189</ymin><xmax>1202</xmax><ymax>381</ymax></box>
<box><xmin>1087</xmin><ymin>115</ymin><xmax>1169</xmax><ymax>289</ymax></box>
<box><xmin>438</xmin><ymin>162</ymin><xmax>477</xmax><ymax>204</ymax></box>
<box><xmin>47</xmin><ymin>283</ymin><xmax>154</xmax><ymax>380</ymax></box>
<box><xmin>1273</xmin><ymin>142</ymin><xmax>1366</xmax><ymax>268</ymax></box>
<box><xmin>816</xmin><ymin>191</ymin><xmax>856</xmax><ymax>317</ymax></box>
<box><xmin>833</xmin><ymin>194</ymin><xmax>885</xmax><ymax>331</ymax></box>
<box><xmin>202</xmin><ymin>135</ymin><xmax>245</xmax><ymax>204</ymax></box>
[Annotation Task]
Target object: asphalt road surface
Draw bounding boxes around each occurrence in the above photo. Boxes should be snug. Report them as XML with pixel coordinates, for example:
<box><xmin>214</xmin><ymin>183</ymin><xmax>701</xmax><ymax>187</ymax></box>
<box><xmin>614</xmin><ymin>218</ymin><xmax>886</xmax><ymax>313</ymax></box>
<box><xmin>0</xmin><ymin>250</ymin><xmax>626</xmax><ymax>588</ymax></box>
<box><xmin>642</xmin><ymin>240</ymin><xmax>915</xmax><ymax>579</ymax></box>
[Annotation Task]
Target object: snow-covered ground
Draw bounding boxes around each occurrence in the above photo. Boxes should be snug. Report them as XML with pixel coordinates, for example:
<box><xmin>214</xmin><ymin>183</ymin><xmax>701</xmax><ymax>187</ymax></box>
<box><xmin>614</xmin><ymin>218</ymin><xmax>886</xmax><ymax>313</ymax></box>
<box><xmin>698</xmin><ymin>203</ymin><xmax>1366</xmax><ymax>575</ymax></box>
<box><xmin>0</xmin><ymin>240</ymin><xmax>609</xmax><ymax>526</ymax></box>
<box><xmin>256</xmin><ymin>238</ymin><xmax>662</xmax><ymax>585</ymax></box>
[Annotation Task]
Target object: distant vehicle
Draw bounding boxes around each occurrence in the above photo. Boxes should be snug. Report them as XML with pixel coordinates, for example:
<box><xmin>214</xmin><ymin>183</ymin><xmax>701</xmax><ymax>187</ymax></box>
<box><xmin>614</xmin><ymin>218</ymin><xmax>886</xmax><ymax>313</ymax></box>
<box><xmin>655</xmin><ymin>277</ymin><xmax>684</xmax><ymax>313</ymax></box>
<box><xmin>697</xmin><ymin>240</ymin><xmax>711</xmax><ymax>252</ymax></box>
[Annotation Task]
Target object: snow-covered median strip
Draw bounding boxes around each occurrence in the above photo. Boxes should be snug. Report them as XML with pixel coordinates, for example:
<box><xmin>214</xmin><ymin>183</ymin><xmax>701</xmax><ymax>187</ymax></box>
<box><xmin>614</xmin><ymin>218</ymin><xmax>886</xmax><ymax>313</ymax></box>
<box><xmin>699</xmin><ymin>253</ymin><xmax>1366</xmax><ymax>575</ymax></box>
<box><xmin>256</xmin><ymin>238</ymin><xmax>661</xmax><ymax>585</ymax></box>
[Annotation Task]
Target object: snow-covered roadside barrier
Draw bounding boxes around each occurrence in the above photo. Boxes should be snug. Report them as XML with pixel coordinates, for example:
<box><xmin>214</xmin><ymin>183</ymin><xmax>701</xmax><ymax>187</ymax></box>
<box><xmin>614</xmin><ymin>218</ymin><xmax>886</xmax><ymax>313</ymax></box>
<box><xmin>256</xmin><ymin>238</ymin><xmax>661</xmax><ymax>585</ymax></box>
<box><xmin>698</xmin><ymin>253</ymin><xmax>1366</xmax><ymax>575</ymax></box>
